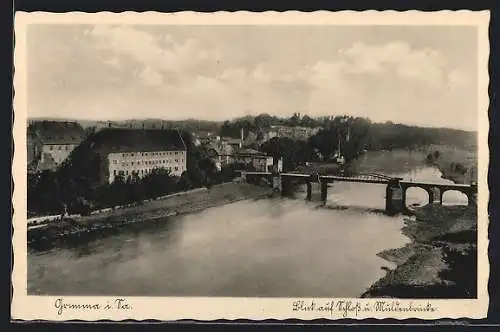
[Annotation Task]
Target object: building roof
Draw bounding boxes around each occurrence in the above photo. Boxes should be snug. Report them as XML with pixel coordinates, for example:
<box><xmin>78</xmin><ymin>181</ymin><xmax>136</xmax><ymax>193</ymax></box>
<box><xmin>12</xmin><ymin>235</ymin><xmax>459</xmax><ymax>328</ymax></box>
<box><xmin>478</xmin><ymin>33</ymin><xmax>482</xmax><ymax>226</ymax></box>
<box><xmin>28</xmin><ymin>120</ymin><xmax>86</xmax><ymax>145</ymax></box>
<box><xmin>194</xmin><ymin>130</ymin><xmax>215</xmax><ymax>138</ymax></box>
<box><xmin>237</xmin><ymin>148</ymin><xmax>265</xmax><ymax>155</ymax></box>
<box><xmin>80</xmin><ymin>128</ymin><xmax>187</xmax><ymax>154</ymax></box>
<box><xmin>222</xmin><ymin>137</ymin><xmax>242</xmax><ymax>145</ymax></box>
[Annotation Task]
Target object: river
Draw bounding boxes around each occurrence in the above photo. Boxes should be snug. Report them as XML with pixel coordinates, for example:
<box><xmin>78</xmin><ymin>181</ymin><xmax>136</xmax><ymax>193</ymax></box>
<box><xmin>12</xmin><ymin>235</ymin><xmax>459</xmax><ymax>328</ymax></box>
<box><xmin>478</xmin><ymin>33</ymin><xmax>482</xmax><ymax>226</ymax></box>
<box><xmin>27</xmin><ymin>153</ymin><xmax>469</xmax><ymax>297</ymax></box>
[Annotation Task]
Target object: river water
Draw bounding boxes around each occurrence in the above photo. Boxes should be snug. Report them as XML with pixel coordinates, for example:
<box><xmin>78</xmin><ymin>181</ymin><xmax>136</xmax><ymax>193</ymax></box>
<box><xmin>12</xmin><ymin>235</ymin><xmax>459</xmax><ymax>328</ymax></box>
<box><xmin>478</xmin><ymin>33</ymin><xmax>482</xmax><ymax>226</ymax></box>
<box><xmin>27</xmin><ymin>157</ymin><xmax>469</xmax><ymax>297</ymax></box>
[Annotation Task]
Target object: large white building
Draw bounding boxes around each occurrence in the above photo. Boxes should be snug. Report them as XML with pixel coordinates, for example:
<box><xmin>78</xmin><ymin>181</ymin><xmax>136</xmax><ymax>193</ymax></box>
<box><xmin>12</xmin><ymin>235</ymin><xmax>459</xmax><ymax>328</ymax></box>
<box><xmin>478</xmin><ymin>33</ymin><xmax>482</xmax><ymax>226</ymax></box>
<box><xmin>69</xmin><ymin>128</ymin><xmax>188</xmax><ymax>184</ymax></box>
<box><xmin>101</xmin><ymin>129</ymin><xmax>187</xmax><ymax>184</ymax></box>
<box><xmin>108</xmin><ymin>149</ymin><xmax>187</xmax><ymax>183</ymax></box>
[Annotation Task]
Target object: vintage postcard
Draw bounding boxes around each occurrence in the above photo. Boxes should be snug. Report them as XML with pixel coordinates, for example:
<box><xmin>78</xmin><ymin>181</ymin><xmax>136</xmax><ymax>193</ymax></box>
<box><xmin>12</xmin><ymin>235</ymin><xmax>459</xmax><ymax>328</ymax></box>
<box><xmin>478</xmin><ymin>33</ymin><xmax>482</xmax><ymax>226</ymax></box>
<box><xmin>12</xmin><ymin>10</ymin><xmax>490</xmax><ymax>321</ymax></box>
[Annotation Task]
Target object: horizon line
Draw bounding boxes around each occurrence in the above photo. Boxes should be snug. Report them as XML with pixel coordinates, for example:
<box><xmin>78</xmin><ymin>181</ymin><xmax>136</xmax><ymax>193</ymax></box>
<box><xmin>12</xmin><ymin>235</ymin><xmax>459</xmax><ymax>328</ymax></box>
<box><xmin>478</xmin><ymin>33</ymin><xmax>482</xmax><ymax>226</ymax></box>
<box><xmin>26</xmin><ymin>115</ymin><xmax>478</xmax><ymax>133</ymax></box>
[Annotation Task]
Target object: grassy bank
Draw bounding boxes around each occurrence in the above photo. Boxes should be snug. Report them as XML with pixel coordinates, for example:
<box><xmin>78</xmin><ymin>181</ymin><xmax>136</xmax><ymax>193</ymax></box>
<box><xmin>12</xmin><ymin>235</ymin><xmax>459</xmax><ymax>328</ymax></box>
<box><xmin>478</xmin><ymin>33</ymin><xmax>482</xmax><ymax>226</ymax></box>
<box><xmin>28</xmin><ymin>182</ymin><xmax>273</xmax><ymax>249</ymax></box>
<box><xmin>427</xmin><ymin>145</ymin><xmax>477</xmax><ymax>184</ymax></box>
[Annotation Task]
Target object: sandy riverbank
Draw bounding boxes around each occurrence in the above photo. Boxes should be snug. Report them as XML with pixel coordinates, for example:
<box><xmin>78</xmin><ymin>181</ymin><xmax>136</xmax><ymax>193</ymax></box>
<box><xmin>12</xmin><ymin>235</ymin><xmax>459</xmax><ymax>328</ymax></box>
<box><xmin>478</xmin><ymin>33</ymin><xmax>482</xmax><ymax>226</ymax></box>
<box><xmin>362</xmin><ymin>204</ymin><xmax>477</xmax><ymax>298</ymax></box>
<box><xmin>362</xmin><ymin>161</ymin><xmax>478</xmax><ymax>298</ymax></box>
<box><xmin>28</xmin><ymin>182</ymin><xmax>274</xmax><ymax>248</ymax></box>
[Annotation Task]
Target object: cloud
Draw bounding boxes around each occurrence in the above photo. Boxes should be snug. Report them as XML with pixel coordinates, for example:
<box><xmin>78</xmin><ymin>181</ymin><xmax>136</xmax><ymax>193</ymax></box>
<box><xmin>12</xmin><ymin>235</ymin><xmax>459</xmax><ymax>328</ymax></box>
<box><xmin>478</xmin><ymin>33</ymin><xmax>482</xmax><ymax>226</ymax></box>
<box><xmin>339</xmin><ymin>42</ymin><xmax>447</xmax><ymax>87</ymax></box>
<box><xmin>103</xmin><ymin>56</ymin><xmax>121</xmax><ymax>68</ymax></box>
<box><xmin>27</xmin><ymin>26</ymin><xmax>478</xmax><ymax>130</ymax></box>
<box><xmin>139</xmin><ymin>66</ymin><xmax>163</xmax><ymax>86</ymax></box>
<box><xmin>86</xmin><ymin>26</ymin><xmax>218</xmax><ymax>85</ymax></box>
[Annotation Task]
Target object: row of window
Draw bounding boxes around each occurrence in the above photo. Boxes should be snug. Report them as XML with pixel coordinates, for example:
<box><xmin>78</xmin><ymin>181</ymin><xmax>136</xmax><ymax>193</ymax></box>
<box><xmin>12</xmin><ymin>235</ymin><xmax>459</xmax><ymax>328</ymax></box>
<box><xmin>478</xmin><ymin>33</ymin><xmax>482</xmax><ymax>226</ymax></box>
<box><xmin>48</xmin><ymin>145</ymin><xmax>72</xmax><ymax>151</ymax></box>
<box><xmin>120</xmin><ymin>151</ymin><xmax>183</xmax><ymax>158</ymax></box>
<box><xmin>112</xmin><ymin>159</ymin><xmax>184</xmax><ymax>166</ymax></box>
<box><xmin>113</xmin><ymin>166</ymin><xmax>183</xmax><ymax>176</ymax></box>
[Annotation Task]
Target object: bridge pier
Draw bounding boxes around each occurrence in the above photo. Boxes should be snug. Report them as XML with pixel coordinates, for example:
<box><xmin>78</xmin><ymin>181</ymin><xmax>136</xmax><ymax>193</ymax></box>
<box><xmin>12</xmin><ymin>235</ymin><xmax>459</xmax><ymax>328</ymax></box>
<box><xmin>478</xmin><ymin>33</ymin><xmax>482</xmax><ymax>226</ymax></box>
<box><xmin>386</xmin><ymin>180</ymin><xmax>405</xmax><ymax>215</ymax></box>
<box><xmin>280</xmin><ymin>177</ymin><xmax>295</xmax><ymax>197</ymax></box>
<box><xmin>320</xmin><ymin>180</ymin><xmax>328</xmax><ymax>205</ymax></box>
<box><xmin>272</xmin><ymin>175</ymin><xmax>281</xmax><ymax>192</ymax></box>
<box><xmin>425</xmin><ymin>187</ymin><xmax>444</xmax><ymax>205</ymax></box>
<box><xmin>426</xmin><ymin>188</ymin><xmax>434</xmax><ymax>205</ymax></box>
<box><xmin>468</xmin><ymin>184</ymin><xmax>478</xmax><ymax>206</ymax></box>
<box><xmin>467</xmin><ymin>191</ymin><xmax>477</xmax><ymax>206</ymax></box>
<box><xmin>306</xmin><ymin>181</ymin><xmax>312</xmax><ymax>201</ymax></box>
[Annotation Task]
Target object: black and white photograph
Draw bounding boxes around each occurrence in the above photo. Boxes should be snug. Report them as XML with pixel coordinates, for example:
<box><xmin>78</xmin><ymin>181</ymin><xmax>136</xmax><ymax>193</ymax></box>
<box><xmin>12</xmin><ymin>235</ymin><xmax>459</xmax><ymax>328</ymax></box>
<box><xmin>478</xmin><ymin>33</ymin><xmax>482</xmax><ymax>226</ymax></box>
<box><xmin>12</xmin><ymin>11</ymin><xmax>490</xmax><ymax>321</ymax></box>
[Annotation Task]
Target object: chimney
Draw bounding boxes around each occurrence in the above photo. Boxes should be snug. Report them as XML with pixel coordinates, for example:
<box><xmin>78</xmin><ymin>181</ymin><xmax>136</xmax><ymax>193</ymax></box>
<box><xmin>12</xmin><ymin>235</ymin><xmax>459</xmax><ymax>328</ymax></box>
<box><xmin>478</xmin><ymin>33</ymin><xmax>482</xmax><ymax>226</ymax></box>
<box><xmin>240</xmin><ymin>127</ymin><xmax>244</xmax><ymax>142</ymax></box>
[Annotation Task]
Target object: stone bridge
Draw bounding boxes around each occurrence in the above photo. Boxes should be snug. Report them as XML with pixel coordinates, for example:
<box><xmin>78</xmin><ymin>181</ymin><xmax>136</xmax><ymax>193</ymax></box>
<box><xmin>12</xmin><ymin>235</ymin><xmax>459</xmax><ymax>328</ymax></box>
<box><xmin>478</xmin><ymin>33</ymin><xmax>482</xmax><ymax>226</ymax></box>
<box><xmin>238</xmin><ymin>171</ymin><xmax>477</xmax><ymax>215</ymax></box>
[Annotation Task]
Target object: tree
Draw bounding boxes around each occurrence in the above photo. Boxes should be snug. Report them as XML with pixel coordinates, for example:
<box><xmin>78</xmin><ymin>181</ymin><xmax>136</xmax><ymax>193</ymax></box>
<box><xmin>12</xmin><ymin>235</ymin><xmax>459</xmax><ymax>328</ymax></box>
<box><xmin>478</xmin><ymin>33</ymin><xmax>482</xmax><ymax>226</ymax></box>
<box><xmin>300</xmin><ymin>115</ymin><xmax>319</xmax><ymax>128</ymax></box>
<box><xmin>260</xmin><ymin>137</ymin><xmax>315</xmax><ymax>170</ymax></box>
<box><xmin>142</xmin><ymin>168</ymin><xmax>177</xmax><ymax>199</ymax></box>
<box><xmin>254</xmin><ymin>113</ymin><xmax>273</xmax><ymax>129</ymax></box>
<box><xmin>177</xmin><ymin>171</ymin><xmax>194</xmax><ymax>190</ymax></box>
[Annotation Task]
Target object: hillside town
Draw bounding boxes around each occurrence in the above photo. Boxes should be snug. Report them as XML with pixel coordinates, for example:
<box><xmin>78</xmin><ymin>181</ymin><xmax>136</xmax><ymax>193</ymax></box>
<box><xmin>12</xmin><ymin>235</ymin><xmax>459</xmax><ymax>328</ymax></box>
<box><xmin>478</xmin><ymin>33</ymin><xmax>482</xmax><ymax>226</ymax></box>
<box><xmin>28</xmin><ymin>119</ymin><xmax>316</xmax><ymax>177</ymax></box>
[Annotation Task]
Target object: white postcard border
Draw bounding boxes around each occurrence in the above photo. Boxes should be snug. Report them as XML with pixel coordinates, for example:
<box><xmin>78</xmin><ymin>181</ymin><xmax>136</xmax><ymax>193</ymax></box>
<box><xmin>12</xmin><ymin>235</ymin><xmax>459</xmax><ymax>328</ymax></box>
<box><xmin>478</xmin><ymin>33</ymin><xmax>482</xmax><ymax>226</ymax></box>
<box><xmin>12</xmin><ymin>10</ymin><xmax>491</xmax><ymax>321</ymax></box>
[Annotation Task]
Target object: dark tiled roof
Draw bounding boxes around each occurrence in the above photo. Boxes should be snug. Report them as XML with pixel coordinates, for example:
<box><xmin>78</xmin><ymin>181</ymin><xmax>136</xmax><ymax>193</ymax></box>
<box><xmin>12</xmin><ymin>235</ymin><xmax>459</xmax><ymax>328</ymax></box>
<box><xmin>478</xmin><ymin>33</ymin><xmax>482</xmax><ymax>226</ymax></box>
<box><xmin>237</xmin><ymin>148</ymin><xmax>267</xmax><ymax>156</ymax></box>
<box><xmin>81</xmin><ymin>128</ymin><xmax>186</xmax><ymax>154</ymax></box>
<box><xmin>222</xmin><ymin>137</ymin><xmax>242</xmax><ymax>144</ymax></box>
<box><xmin>28</xmin><ymin>121</ymin><xmax>85</xmax><ymax>145</ymax></box>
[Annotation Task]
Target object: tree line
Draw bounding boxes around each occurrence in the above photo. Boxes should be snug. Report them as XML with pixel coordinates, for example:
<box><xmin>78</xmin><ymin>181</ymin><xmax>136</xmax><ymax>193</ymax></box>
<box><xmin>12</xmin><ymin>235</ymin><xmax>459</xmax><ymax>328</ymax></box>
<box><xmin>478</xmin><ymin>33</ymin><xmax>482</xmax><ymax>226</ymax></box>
<box><xmin>257</xmin><ymin>117</ymin><xmax>474</xmax><ymax>167</ymax></box>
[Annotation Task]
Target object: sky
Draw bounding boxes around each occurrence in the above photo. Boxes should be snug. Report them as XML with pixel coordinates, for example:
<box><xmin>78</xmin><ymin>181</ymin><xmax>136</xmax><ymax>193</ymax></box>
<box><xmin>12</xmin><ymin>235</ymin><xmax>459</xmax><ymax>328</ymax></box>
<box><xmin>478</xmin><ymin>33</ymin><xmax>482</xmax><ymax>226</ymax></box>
<box><xmin>27</xmin><ymin>24</ymin><xmax>478</xmax><ymax>130</ymax></box>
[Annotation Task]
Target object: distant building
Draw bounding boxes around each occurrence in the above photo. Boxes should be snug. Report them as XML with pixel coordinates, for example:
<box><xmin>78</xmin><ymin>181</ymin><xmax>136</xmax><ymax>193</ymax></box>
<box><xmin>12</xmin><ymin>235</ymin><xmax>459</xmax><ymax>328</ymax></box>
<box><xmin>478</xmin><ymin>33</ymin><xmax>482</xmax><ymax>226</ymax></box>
<box><xmin>63</xmin><ymin>128</ymin><xmax>188</xmax><ymax>185</ymax></box>
<box><xmin>218</xmin><ymin>148</ymin><xmax>283</xmax><ymax>172</ymax></box>
<box><xmin>193</xmin><ymin>131</ymin><xmax>220</xmax><ymax>146</ymax></box>
<box><xmin>264</xmin><ymin>125</ymin><xmax>321</xmax><ymax>141</ymax></box>
<box><xmin>221</xmin><ymin>137</ymin><xmax>243</xmax><ymax>151</ymax></box>
<box><xmin>103</xmin><ymin>129</ymin><xmax>187</xmax><ymax>183</ymax></box>
<box><xmin>27</xmin><ymin>121</ymin><xmax>86</xmax><ymax>172</ymax></box>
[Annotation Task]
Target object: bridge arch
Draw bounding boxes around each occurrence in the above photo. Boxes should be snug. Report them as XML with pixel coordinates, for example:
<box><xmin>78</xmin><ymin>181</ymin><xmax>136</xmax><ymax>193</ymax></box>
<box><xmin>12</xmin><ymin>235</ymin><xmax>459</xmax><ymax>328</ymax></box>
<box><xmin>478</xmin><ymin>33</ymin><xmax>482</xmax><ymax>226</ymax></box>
<box><xmin>404</xmin><ymin>186</ymin><xmax>430</xmax><ymax>209</ymax></box>
<box><xmin>441</xmin><ymin>189</ymin><xmax>469</xmax><ymax>206</ymax></box>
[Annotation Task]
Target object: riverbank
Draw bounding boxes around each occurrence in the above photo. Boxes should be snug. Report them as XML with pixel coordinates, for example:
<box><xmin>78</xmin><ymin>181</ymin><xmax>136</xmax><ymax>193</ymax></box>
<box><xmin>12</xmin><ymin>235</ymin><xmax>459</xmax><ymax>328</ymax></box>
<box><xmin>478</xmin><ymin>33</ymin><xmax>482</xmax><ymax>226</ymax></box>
<box><xmin>359</xmin><ymin>147</ymin><xmax>478</xmax><ymax>298</ymax></box>
<box><xmin>28</xmin><ymin>182</ymin><xmax>274</xmax><ymax>249</ymax></box>
<box><xmin>362</xmin><ymin>203</ymin><xmax>477</xmax><ymax>298</ymax></box>
<box><xmin>430</xmin><ymin>145</ymin><xmax>477</xmax><ymax>184</ymax></box>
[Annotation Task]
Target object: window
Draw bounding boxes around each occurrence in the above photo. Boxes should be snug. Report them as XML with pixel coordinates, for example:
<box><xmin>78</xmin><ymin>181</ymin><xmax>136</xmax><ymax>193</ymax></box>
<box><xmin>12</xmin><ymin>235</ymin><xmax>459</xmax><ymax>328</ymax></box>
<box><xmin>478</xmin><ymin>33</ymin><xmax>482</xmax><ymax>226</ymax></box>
<box><xmin>131</xmin><ymin>153</ymin><xmax>134</xmax><ymax>157</ymax></box>
<box><xmin>58</xmin><ymin>146</ymin><xmax>62</xmax><ymax>151</ymax></box>
<box><xmin>131</xmin><ymin>162</ymin><xmax>134</xmax><ymax>166</ymax></box>
<box><xmin>113</xmin><ymin>160</ymin><xmax>117</xmax><ymax>165</ymax></box>
<box><xmin>175</xmin><ymin>159</ymin><xmax>179</xmax><ymax>163</ymax></box>
<box><xmin>141</xmin><ymin>153</ymin><xmax>144</xmax><ymax>156</ymax></box>
<box><xmin>174</xmin><ymin>167</ymin><xmax>178</xmax><ymax>171</ymax></box>
<box><xmin>65</xmin><ymin>146</ymin><xmax>69</xmax><ymax>151</ymax></box>
<box><xmin>49</xmin><ymin>146</ymin><xmax>53</xmax><ymax>151</ymax></box>
<box><xmin>113</xmin><ymin>170</ymin><xmax>117</xmax><ymax>175</ymax></box>
<box><xmin>175</xmin><ymin>152</ymin><xmax>178</xmax><ymax>155</ymax></box>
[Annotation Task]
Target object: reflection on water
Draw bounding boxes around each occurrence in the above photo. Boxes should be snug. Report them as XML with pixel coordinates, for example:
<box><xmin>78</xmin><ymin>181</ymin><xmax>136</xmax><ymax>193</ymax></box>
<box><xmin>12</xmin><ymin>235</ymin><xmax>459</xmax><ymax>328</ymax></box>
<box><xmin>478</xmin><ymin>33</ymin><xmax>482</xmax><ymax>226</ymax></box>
<box><xmin>27</xmin><ymin>165</ymin><xmax>467</xmax><ymax>297</ymax></box>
